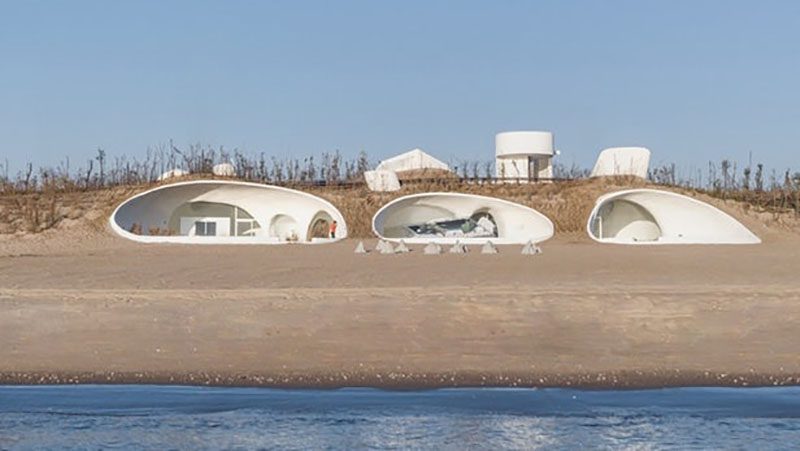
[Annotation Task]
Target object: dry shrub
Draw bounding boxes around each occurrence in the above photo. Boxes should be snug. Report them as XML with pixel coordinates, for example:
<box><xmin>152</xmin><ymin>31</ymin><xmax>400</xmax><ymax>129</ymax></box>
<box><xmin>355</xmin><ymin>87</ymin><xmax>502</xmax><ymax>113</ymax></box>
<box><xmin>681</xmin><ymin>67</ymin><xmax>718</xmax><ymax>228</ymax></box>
<box><xmin>0</xmin><ymin>174</ymin><xmax>795</xmax><ymax>239</ymax></box>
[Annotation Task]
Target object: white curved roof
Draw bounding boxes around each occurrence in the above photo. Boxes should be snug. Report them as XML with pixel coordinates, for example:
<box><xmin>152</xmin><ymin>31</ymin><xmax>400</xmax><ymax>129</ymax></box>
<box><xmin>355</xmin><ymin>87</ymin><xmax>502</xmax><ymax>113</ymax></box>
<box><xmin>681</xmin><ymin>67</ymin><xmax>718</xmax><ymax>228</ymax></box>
<box><xmin>110</xmin><ymin>180</ymin><xmax>347</xmax><ymax>244</ymax></box>
<box><xmin>372</xmin><ymin>192</ymin><xmax>554</xmax><ymax>244</ymax></box>
<box><xmin>496</xmin><ymin>131</ymin><xmax>554</xmax><ymax>157</ymax></box>
<box><xmin>587</xmin><ymin>189</ymin><xmax>760</xmax><ymax>245</ymax></box>
<box><xmin>157</xmin><ymin>168</ymin><xmax>189</xmax><ymax>181</ymax></box>
<box><xmin>590</xmin><ymin>147</ymin><xmax>651</xmax><ymax>178</ymax></box>
<box><xmin>376</xmin><ymin>148</ymin><xmax>450</xmax><ymax>172</ymax></box>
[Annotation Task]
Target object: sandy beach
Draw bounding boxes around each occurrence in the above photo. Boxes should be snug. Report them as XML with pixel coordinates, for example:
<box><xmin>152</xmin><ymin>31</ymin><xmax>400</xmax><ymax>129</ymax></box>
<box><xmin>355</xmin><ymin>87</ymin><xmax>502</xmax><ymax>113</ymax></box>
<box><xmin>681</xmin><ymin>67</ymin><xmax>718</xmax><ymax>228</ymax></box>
<box><xmin>2</xmin><ymin>227</ymin><xmax>799</xmax><ymax>388</ymax></box>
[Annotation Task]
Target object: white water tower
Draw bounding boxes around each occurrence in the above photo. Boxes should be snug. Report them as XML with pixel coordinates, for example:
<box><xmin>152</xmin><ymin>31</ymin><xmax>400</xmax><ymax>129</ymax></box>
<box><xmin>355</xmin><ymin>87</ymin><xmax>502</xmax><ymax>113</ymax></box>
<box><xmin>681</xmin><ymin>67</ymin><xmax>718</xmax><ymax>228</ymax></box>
<box><xmin>495</xmin><ymin>131</ymin><xmax>555</xmax><ymax>180</ymax></box>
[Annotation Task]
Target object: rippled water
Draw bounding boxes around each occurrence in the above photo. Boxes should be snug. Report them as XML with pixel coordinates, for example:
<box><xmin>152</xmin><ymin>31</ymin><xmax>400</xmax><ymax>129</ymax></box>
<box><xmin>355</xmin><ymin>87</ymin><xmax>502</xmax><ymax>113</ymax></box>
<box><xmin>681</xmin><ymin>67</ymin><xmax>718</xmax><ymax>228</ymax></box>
<box><xmin>1</xmin><ymin>385</ymin><xmax>800</xmax><ymax>449</ymax></box>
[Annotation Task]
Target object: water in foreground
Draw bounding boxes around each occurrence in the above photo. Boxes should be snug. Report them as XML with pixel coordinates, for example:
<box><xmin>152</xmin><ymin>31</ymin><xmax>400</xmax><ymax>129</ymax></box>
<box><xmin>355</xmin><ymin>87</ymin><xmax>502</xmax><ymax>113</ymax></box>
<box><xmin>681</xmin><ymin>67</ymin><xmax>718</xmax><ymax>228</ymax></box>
<box><xmin>1</xmin><ymin>385</ymin><xmax>800</xmax><ymax>449</ymax></box>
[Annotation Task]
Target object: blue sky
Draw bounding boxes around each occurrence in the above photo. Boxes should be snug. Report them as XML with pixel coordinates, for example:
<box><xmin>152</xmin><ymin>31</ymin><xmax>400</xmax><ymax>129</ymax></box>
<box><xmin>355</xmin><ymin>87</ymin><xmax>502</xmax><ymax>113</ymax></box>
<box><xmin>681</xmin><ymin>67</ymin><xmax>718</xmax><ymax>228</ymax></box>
<box><xmin>1</xmin><ymin>0</ymin><xmax>799</xmax><ymax>175</ymax></box>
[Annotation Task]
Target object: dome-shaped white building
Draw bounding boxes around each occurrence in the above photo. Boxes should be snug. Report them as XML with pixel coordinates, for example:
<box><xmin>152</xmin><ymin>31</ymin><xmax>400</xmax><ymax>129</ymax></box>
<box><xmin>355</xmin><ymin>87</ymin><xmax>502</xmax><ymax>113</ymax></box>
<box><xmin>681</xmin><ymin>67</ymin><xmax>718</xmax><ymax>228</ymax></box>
<box><xmin>373</xmin><ymin>192</ymin><xmax>554</xmax><ymax>244</ymax></box>
<box><xmin>587</xmin><ymin>189</ymin><xmax>760</xmax><ymax>245</ymax></box>
<box><xmin>111</xmin><ymin>180</ymin><xmax>346</xmax><ymax>244</ymax></box>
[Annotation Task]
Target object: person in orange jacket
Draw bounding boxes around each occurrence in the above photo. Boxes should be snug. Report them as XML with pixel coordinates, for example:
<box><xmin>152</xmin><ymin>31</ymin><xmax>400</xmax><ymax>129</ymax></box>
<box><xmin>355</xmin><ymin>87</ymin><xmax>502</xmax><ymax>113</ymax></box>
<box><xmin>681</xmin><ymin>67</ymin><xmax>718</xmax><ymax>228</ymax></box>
<box><xmin>329</xmin><ymin>220</ymin><xmax>338</xmax><ymax>239</ymax></box>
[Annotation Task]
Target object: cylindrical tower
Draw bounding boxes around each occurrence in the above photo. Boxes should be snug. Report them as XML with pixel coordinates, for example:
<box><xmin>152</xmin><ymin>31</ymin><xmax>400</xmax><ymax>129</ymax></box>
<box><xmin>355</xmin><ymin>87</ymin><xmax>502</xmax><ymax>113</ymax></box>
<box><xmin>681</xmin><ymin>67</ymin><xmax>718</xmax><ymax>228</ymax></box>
<box><xmin>495</xmin><ymin>131</ymin><xmax>555</xmax><ymax>180</ymax></box>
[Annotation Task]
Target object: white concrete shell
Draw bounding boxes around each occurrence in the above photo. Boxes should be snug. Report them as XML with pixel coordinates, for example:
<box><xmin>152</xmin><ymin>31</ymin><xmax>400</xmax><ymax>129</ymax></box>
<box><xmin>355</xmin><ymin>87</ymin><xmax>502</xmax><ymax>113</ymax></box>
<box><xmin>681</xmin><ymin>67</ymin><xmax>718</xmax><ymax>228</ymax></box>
<box><xmin>372</xmin><ymin>192</ymin><xmax>554</xmax><ymax>245</ymax></box>
<box><xmin>590</xmin><ymin>147</ymin><xmax>651</xmax><ymax>178</ymax></box>
<box><xmin>111</xmin><ymin>180</ymin><xmax>347</xmax><ymax>244</ymax></box>
<box><xmin>587</xmin><ymin>189</ymin><xmax>760</xmax><ymax>245</ymax></box>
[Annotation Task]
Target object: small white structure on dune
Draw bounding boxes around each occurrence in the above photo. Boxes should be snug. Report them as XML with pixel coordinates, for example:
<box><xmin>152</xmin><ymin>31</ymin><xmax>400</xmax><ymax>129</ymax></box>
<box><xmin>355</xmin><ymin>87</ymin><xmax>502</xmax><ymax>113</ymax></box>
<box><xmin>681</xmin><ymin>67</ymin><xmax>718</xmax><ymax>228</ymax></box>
<box><xmin>111</xmin><ymin>180</ymin><xmax>347</xmax><ymax>244</ymax></box>
<box><xmin>372</xmin><ymin>192</ymin><xmax>554</xmax><ymax>245</ymax></box>
<box><xmin>591</xmin><ymin>147</ymin><xmax>651</xmax><ymax>179</ymax></box>
<box><xmin>363</xmin><ymin>169</ymin><xmax>401</xmax><ymax>192</ymax></box>
<box><xmin>376</xmin><ymin>148</ymin><xmax>450</xmax><ymax>173</ymax></box>
<box><xmin>365</xmin><ymin>148</ymin><xmax>450</xmax><ymax>193</ymax></box>
<box><xmin>157</xmin><ymin>168</ymin><xmax>189</xmax><ymax>181</ymax></box>
<box><xmin>495</xmin><ymin>131</ymin><xmax>555</xmax><ymax>181</ymax></box>
<box><xmin>212</xmin><ymin>162</ymin><xmax>236</xmax><ymax>177</ymax></box>
<box><xmin>587</xmin><ymin>189</ymin><xmax>760</xmax><ymax>245</ymax></box>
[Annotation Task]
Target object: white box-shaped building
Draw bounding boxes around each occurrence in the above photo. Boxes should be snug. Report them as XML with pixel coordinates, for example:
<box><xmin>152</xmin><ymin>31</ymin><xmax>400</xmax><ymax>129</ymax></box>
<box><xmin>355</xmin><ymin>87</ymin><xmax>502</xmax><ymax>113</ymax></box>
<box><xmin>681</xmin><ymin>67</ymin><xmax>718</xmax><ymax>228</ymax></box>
<box><xmin>495</xmin><ymin>131</ymin><xmax>554</xmax><ymax>180</ymax></box>
<box><xmin>111</xmin><ymin>180</ymin><xmax>347</xmax><ymax>244</ymax></box>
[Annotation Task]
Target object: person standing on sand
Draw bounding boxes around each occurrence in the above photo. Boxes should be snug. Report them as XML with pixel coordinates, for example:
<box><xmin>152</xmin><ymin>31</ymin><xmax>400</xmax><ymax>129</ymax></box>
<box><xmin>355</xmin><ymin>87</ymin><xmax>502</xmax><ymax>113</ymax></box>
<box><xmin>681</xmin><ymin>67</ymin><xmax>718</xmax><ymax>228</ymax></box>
<box><xmin>329</xmin><ymin>221</ymin><xmax>338</xmax><ymax>239</ymax></box>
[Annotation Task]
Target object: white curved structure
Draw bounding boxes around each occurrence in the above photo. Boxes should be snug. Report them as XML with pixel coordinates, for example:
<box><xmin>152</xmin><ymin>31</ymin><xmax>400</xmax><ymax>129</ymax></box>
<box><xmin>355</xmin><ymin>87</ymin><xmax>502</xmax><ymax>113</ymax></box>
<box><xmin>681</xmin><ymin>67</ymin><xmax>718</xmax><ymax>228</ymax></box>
<box><xmin>157</xmin><ymin>168</ymin><xmax>189</xmax><ymax>181</ymax></box>
<box><xmin>376</xmin><ymin>148</ymin><xmax>449</xmax><ymax>173</ymax></box>
<box><xmin>587</xmin><ymin>189</ymin><xmax>760</xmax><ymax>245</ymax></box>
<box><xmin>591</xmin><ymin>147</ymin><xmax>651</xmax><ymax>178</ymax></box>
<box><xmin>495</xmin><ymin>131</ymin><xmax>554</xmax><ymax>180</ymax></box>
<box><xmin>364</xmin><ymin>169</ymin><xmax>401</xmax><ymax>192</ymax></box>
<box><xmin>111</xmin><ymin>180</ymin><xmax>347</xmax><ymax>244</ymax></box>
<box><xmin>212</xmin><ymin>162</ymin><xmax>236</xmax><ymax>177</ymax></box>
<box><xmin>372</xmin><ymin>192</ymin><xmax>554</xmax><ymax>245</ymax></box>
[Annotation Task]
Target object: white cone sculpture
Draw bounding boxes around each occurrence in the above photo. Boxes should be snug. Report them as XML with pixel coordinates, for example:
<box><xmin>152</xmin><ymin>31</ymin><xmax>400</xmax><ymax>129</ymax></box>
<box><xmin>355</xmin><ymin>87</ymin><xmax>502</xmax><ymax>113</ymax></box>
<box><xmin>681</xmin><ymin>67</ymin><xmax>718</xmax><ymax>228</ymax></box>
<box><xmin>481</xmin><ymin>240</ymin><xmax>498</xmax><ymax>254</ymax></box>
<box><xmin>424</xmin><ymin>242</ymin><xmax>442</xmax><ymax>255</ymax></box>
<box><xmin>521</xmin><ymin>240</ymin><xmax>542</xmax><ymax>255</ymax></box>
<box><xmin>375</xmin><ymin>240</ymin><xmax>390</xmax><ymax>253</ymax></box>
<box><xmin>449</xmin><ymin>240</ymin><xmax>468</xmax><ymax>254</ymax></box>
<box><xmin>379</xmin><ymin>240</ymin><xmax>395</xmax><ymax>254</ymax></box>
<box><xmin>354</xmin><ymin>241</ymin><xmax>367</xmax><ymax>254</ymax></box>
<box><xmin>394</xmin><ymin>240</ymin><xmax>410</xmax><ymax>254</ymax></box>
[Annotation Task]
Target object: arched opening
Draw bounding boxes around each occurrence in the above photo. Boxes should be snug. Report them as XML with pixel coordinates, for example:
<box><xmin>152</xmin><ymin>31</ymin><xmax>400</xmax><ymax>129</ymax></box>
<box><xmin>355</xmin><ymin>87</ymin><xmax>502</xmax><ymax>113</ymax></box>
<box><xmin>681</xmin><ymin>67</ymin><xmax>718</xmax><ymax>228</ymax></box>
<box><xmin>307</xmin><ymin>211</ymin><xmax>334</xmax><ymax>241</ymax></box>
<box><xmin>269</xmin><ymin>214</ymin><xmax>299</xmax><ymax>242</ymax></box>
<box><xmin>592</xmin><ymin>199</ymin><xmax>661</xmax><ymax>242</ymax></box>
<box><xmin>382</xmin><ymin>204</ymin><xmax>456</xmax><ymax>238</ymax></box>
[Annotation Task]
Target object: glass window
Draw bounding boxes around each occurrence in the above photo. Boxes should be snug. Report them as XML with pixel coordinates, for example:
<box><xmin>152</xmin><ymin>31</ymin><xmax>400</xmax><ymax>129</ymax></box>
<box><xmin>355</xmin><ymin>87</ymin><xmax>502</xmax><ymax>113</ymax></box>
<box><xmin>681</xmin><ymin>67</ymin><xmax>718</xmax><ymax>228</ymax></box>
<box><xmin>194</xmin><ymin>221</ymin><xmax>217</xmax><ymax>236</ymax></box>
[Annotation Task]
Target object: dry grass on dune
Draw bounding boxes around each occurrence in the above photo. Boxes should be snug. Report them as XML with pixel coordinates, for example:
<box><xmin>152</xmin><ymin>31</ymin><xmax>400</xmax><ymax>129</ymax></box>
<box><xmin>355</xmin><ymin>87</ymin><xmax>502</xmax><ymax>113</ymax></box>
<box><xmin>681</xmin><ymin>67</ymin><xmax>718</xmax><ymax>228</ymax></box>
<box><xmin>308</xmin><ymin>177</ymin><xmax>651</xmax><ymax>238</ymax></box>
<box><xmin>0</xmin><ymin>176</ymin><xmax>796</xmax><ymax>240</ymax></box>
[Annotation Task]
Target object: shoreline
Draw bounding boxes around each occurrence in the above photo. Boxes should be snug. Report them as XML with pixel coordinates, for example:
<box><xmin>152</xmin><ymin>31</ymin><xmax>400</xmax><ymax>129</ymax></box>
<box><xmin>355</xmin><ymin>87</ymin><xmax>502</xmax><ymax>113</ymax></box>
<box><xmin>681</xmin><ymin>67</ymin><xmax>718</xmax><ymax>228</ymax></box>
<box><xmin>1</xmin><ymin>369</ymin><xmax>797</xmax><ymax>390</ymax></box>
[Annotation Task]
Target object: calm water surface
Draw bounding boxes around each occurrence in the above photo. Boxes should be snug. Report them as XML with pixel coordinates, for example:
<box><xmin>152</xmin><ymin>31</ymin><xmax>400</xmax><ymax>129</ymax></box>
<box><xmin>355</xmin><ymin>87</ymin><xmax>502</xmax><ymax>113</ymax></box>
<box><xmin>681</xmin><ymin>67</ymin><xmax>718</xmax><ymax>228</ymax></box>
<box><xmin>1</xmin><ymin>385</ymin><xmax>800</xmax><ymax>449</ymax></box>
